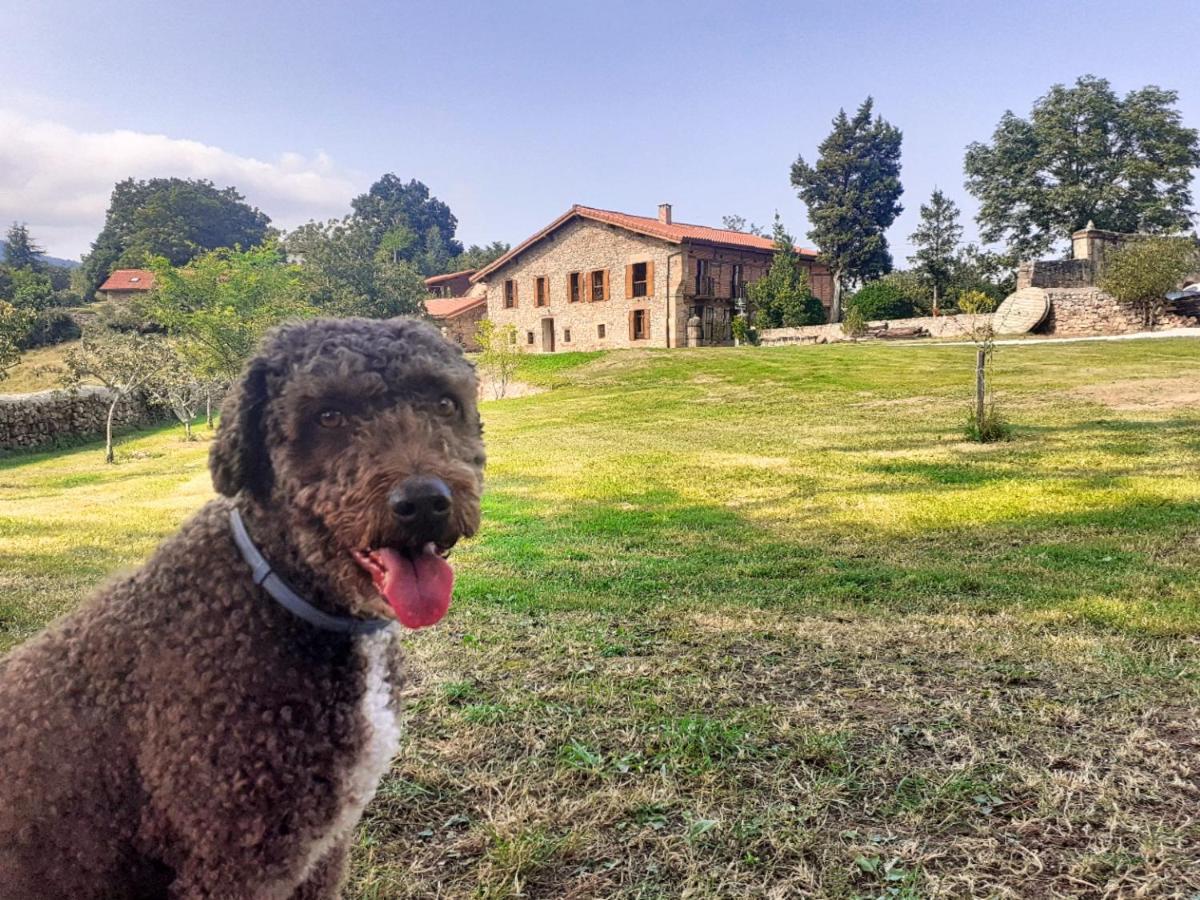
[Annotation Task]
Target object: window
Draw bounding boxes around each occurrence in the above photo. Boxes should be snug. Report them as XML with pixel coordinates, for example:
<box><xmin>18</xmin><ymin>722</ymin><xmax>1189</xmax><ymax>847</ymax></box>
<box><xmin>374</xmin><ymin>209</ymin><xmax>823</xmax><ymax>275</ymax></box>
<box><xmin>568</xmin><ymin>272</ymin><xmax>581</xmax><ymax>303</ymax></box>
<box><xmin>598</xmin><ymin>323</ymin><xmax>606</xmax><ymax>339</ymax></box>
<box><xmin>731</xmin><ymin>263</ymin><xmax>744</xmax><ymax>298</ymax></box>
<box><xmin>507</xmin><ymin>330</ymin><xmax>516</xmax><ymax>345</ymax></box>
<box><xmin>625</xmin><ymin>261</ymin><xmax>654</xmax><ymax>298</ymax></box>
<box><xmin>504</xmin><ymin>279</ymin><xmax>517</xmax><ymax>308</ymax></box>
<box><xmin>535</xmin><ymin>276</ymin><xmax>549</xmax><ymax>307</ymax></box>
<box><xmin>563</xmin><ymin>328</ymin><xmax>572</xmax><ymax>343</ymax></box>
<box><xmin>630</xmin><ymin>309</ymin><xmax>648</xmax><ymax>341</ymax></box>
<box><xmin>526</xmin><ymin>331</ymin><xmax>535</xmax><ymax>345</ymax></box>
<box><xmin>695</xmin><ymin>259</ymin><xmax>711</xmax><ymax>294</ymax></box>
<box><xmin>590</xmin><ymin>269</ymin><xmax>608</xmax><ymax>302</ymax></box>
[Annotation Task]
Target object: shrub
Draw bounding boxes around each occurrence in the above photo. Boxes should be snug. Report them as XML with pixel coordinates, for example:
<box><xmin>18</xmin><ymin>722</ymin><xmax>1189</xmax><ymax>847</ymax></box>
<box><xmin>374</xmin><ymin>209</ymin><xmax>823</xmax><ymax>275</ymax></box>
<box><xmin>845</xmin><ymin>280</ymin><xmax>916</xmax><ymax>321</ymax></box>
<box><xmin>841</xmin><ymin>306</ymin><xmax>867</xmax><ymax>338</ymax></box>
<box><xmin>18</xmin><ymin>308</ymin><xmax>82</xmax><ymax>349</ymax></box>
<box><xmin>731</xmin><ymin>313</ymin><xmax>758</xmax><ymax>346</ymax></box>
<box><xmin>1099</xmin><ymin>235</ymin><xmax>1198</xmax><ymax>328</ymax></box>
<box><xmin>964</xmin><ymin>407</ymin><xmax>1012</xmax><ymax>443</ymax></box>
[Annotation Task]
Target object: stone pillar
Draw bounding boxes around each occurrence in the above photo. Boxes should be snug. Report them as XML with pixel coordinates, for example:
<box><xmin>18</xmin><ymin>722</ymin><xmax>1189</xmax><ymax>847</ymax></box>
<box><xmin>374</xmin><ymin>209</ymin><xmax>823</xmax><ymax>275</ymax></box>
<box><xmin>687</xmin><ymin>314</ymin><xmax>702</xmax><ymax>347</ymax></box>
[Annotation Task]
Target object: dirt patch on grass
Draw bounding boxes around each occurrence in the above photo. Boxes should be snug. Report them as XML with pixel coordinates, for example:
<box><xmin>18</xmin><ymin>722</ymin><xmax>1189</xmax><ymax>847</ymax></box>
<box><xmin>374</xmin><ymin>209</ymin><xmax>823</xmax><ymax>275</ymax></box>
<box><xmin>477</xmin><ymin>377</ymin><xmax>544</xmax><ymax>401</ymax></box>
<box><xmin>1073</xmin><ymin>376</ymin><xmax>1200</xmax><ymax>411</ymax></box>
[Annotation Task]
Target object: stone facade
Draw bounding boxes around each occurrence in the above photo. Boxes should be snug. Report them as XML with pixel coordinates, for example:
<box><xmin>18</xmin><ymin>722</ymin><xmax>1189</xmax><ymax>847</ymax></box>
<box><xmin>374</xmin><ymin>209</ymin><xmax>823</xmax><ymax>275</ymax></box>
<box><xmin>0</xmin><ymin>385</ymin><xmax>165</xmax><ymax>452</ymax></box>
<box><xmin>430</xmin><ymin>300</ymin><xmax>486</xmax><ymax>351</ymax></box>
<box><xmin>475</xmin><ymin>208</ymin><xmax>833</xmax><ymax>352</ymax></box>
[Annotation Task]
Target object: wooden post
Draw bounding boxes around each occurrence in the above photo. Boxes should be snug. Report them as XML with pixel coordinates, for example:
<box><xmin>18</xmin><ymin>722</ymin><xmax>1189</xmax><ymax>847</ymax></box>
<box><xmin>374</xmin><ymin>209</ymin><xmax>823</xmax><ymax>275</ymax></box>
<box><xmin>975</xmin><ymin>348</ymin><xmax>987</xmax><ymax>432</ymax></box>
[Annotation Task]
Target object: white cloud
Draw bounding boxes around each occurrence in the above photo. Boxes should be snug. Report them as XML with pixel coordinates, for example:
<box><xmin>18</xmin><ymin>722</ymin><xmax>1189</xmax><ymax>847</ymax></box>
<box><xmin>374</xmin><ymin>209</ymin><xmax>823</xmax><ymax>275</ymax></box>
<box><xmin>0</xmin><ymin>111</ymin><xmax>359</xmax><ymax>260</ymax></box>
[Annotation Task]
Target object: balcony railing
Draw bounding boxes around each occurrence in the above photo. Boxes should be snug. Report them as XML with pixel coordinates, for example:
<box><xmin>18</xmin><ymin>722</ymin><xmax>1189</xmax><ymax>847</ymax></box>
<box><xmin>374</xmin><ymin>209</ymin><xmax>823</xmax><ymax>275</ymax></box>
<box><xmin>694</xmin><ymin>275</ymin><xmax>716</xmax><ymax>297</ymax></box>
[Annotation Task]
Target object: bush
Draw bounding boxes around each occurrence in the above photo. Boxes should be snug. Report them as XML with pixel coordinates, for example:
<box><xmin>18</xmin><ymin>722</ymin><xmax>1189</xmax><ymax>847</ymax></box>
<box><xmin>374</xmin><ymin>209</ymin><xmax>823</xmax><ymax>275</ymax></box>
<box><xmin>841</xmin><ymin>306</ymin><xmax>867</xmax><ymax>338</ymax></box>
<box><xmin>845</xmin><ymin>280</ymin><xmax>917</xmax><ymax>321</ymax></box>
<box><xmin>18</xmin><ymin>308</ymin><xmax>82</xmax><ymax>349</ymax></box>
<box><xmin>731</xmin><ymin>314</ymin><xmax>758</xmax><ymax>345</ymax></box>
<box><xmin>964</xmin><ymin>407</ymin><xmax>1012</xmax><ymax>443</ymax></box>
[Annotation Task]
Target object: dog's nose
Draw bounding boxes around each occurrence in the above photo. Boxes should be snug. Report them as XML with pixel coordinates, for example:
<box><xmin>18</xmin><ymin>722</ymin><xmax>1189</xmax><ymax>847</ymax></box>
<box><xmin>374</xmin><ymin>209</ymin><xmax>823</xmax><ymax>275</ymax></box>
<box><xmin>388</xmin><ymin>476</ymin><xmax>452</xmax><ymax>526</ymax></box>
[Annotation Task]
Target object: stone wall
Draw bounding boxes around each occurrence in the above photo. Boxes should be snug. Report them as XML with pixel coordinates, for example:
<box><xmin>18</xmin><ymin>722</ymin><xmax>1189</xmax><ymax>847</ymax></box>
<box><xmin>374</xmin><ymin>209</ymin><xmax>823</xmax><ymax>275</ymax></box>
<box><xmin>1016</xmin><ymin>259</ymin><xmax>1094</xmax><ymax>289</ymax></box>
<box><xmin>1041</xmin><ymin>288</ymin><xmax>1200</xmax><ymax>336</ymax></box>
<box><xmin>435</xmin><ymin>303</ymin><xmax>487</xmax><ymax>352</ymax></box>
<box><xmin>759</xmin><ymin>313</ymin><xmax>989</xmax><ymax>346</ymax></box>
<box><xmin>0</xmin><ymin>385</ymin><xmax>164</xmax><ymax>452</ymax></box>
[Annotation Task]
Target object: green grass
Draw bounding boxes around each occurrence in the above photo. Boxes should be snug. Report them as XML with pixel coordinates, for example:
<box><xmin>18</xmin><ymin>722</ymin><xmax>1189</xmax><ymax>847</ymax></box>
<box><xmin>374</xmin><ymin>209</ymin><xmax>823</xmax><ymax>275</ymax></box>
<box><xmin>0</xmin><ymin>341</ymin><xmax>85</xmax><ymax>393</ymax></box>
<box><xmin>3</xmin><ymin>338</ymin><xmax>1200</xmax><ymax>896</ymax></box>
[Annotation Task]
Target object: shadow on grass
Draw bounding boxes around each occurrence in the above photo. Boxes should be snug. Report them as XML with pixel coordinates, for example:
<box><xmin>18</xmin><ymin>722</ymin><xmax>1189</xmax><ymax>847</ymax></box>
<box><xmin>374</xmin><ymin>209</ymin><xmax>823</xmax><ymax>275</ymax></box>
<box><xmin>461</xmin><ymin>482</ymin><xmax>1200</xmax><ymax>636</ymax></box>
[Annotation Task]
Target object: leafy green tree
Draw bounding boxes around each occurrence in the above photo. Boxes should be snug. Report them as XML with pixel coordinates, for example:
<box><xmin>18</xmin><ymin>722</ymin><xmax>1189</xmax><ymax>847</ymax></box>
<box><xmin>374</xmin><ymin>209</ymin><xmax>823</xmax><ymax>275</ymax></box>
<box><xmin>791</xmin><ymin>97</ymin><xmax>904</xmax><ymax>320</ymax></box>
<box><xmin>63</xmin><ymin>328</ymin><xmax>177</xmax><ymax>463</ymax></box>
<box><xmin>81</xmin><ymin>178</ymin><xmax>272</xmax><ymax>296</ymax></box>
<box><xmin>286</xmin><ymin>218</ymin><xmax>428</xmax><ymax>318</ymax></box>
<box><xmin>450</xmin><ymin>241</ymin><xmax>510</xmax><ymax>272</ymax></box>
<box><xmin>877</xmin><ymin>270</ymin><xmax>932</xmax><ymax>314</ymax></box>
<box><xmin>4</xmin><ymin>223</ymin><xmax>45</xmax><ymax>271</ymax></box>
<box><xmin>350</xmin><ymin>175</ymin><xmax>462</xmax><ymax>274</ymax></box>
<box><xmin>747</xmin><ymin>217</ymin><xmax>826</xmax><ymax>328</ymax></box>
<box><xmin>149</xmin><ymin>242</ymin><xmax>311</xmax><ymax>384</ymax></box>
<box><xmin>844</xmin><ymin>280</ymin><xmax>916</xmax><ymax>321</ymax></box>
<box><xmin>475</xmin><ymin>319</ymin><xmax>521</xmax><ymax>399</ymax></box>
<box><xmin>0</xmin><ymin>301</ymin><xmax>32</xmax><ymax>380</ymax></box>
<box><xmin>964</xmin><ymin>75</ymin><xmax>1200</xmax><ymax>259</ymax></box>
<box><xmin>9</xmin><ymin>269</ymin><xmax>55</xmax><ymax>311</ymax></box>
<box><xmin>908</xmin><ymin>189</ymin><xmax>962</xmax><ymax>312</ymax></box>
<box><xmin>1098</xmin><ymin>236</ymin><xmax>1198</xmax><ymax>328</ymax></box>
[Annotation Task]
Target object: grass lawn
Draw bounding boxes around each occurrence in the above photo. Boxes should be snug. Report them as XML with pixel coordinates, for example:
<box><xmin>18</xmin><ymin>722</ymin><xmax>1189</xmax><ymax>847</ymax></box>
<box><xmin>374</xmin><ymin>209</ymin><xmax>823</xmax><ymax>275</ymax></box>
<box><xmin>2</xmin><ymin>338</ymin><xmax>1199</xmax><ymax>897</ymax></box>
<box><xmin>1</xmin><ymin>340</ymin><xmax>84</xmax><ymax>394</ymax></box>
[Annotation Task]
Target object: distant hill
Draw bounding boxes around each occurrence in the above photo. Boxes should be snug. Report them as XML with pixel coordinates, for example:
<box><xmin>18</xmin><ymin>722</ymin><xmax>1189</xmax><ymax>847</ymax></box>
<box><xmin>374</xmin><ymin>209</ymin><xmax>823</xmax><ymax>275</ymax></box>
<box><xmin>0</xmin><ymin>240</ymin><xmax>81</xmax><ymax>269</ymax></box>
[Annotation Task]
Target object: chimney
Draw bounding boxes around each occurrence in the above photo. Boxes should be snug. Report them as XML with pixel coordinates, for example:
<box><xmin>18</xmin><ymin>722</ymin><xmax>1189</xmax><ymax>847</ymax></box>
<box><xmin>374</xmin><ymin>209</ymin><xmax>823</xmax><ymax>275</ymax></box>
<box><xmin>658</xmin><ymin>203</ymin><xmax>672</xmax><ymax>225</ymax></box>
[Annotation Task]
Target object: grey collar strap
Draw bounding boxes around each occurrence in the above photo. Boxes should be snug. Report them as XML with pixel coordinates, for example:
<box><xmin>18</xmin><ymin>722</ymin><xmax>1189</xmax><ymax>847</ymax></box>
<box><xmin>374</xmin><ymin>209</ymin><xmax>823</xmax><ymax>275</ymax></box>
<box><xmin>228</xmin><ymin>507</ymin><xmax>391</xmax><ymax>636</ymax></box>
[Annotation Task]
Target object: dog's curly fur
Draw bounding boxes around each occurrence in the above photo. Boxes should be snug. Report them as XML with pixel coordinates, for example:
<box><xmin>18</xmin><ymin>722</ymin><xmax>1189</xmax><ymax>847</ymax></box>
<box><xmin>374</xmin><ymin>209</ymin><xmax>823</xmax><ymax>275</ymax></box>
<box><xmin>0</xmin><ymin>317</ymin><xmax>485</xmax><ymax>899</ymax></box>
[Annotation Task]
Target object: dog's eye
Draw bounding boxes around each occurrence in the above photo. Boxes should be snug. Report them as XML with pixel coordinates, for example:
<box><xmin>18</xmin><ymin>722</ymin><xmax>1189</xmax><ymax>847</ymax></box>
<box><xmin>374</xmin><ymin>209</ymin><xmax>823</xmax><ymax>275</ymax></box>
<box><xmin>436</xmin><ymin>395</ymin><xmax>459</xmax><ymax>417</ymax></box>
<box><xmin>317</xmin><ymin>409</ymin><xmax>347</xmax><ymax>429</ymax></box>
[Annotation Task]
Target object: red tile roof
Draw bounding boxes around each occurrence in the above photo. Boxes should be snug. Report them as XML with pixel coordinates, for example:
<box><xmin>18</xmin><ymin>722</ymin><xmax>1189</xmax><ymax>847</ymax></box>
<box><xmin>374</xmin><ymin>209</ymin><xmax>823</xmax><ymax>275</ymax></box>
<box><xmin>471</xmin><ymin>205</ymin><xmax>821</xmax><ymax>282</ymax></box>
<box><xmin>98</xmin><ymin>269</ymin><xmax>156</xmax><ymax>292</ymax></box>
<box><xmin>424</xmin><ymin>268</ymin><xmax>476</xmax><ymax>286</ymax></box>
<box><xmin>425</xmin><ymin>295</ymin><xmax>487</xmax><ymax>319</ymax></box>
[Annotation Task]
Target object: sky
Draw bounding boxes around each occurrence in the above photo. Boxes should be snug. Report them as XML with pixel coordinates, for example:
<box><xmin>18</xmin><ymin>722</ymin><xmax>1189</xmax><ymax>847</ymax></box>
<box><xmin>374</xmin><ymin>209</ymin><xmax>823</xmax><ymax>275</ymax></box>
<box><xmin>1</xmin><ymin>0</ymin><xmax>1198</xmax><ymax>262</ymax></box>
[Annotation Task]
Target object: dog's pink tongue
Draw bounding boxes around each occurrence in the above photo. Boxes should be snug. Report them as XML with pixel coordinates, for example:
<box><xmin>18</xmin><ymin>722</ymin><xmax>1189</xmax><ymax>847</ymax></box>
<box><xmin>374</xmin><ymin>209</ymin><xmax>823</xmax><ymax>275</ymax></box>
<box><xmin>370</xmin><ymin>547</ymin><xmax>454</xmax><ymax>629</ymax></box>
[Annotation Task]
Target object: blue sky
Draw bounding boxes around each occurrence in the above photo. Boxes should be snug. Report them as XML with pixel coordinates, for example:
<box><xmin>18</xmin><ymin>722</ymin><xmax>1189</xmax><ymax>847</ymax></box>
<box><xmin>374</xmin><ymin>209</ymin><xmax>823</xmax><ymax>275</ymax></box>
<box><xmin>2</xmin><ymin>0</ymin><xmax>1197</xmax><ymax>259</ymax></box>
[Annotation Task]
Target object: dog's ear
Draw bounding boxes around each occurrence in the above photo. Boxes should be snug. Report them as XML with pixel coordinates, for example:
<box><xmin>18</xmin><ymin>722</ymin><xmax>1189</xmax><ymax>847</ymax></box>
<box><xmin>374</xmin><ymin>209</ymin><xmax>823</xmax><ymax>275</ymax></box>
<box><xmin>210</xmin><ymin>357</ymin><xmax>273</xmax><ymax>500</ymax></box>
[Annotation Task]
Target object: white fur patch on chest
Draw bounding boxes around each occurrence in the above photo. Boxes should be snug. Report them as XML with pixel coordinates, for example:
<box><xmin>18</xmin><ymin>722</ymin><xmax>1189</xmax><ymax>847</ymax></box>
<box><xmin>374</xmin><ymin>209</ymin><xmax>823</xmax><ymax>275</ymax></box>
<box><xmin>289</xmin><ymin>627</ymin><xmax>402</xmax><ymax>890</ymax></box>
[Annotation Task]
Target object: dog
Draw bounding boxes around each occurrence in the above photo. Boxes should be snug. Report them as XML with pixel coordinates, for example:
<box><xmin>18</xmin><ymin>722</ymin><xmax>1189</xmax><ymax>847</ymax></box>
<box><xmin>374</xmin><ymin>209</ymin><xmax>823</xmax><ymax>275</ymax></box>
<box><xmin>0</xmin><ymin>317</ymin><xmax>485</xmax><ymax>898</ymax></box>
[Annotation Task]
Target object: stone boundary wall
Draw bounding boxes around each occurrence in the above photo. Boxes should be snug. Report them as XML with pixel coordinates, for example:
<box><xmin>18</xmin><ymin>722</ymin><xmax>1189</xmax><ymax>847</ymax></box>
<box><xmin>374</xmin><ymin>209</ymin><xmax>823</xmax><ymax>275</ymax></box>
<box><xmin>0</xmin><ymin>385</ymin><xmax>165</xmax><ymax>452</ymax></box>
<box><xmin>1042</xmin><ymin>288</ymin><xmax>1200</xmax><ymax>336</ymax></box>
<box><xmin>759</xmin><ymin>313</ymin><xmax>989</xmax><ymax>346</ymax></box>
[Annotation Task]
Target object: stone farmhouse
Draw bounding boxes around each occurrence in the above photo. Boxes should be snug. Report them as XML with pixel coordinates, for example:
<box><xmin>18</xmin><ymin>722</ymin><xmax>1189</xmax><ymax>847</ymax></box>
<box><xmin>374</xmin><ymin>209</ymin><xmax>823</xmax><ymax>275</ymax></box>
<box><xmin>97</xmin><ymin>268</ymin><xmax>156</xmax><ymax>302</ymax></box>
<box><xmin>467</xmin><ymin>204</ymin><xmax>833</xmax><ymax>352</ymax></box>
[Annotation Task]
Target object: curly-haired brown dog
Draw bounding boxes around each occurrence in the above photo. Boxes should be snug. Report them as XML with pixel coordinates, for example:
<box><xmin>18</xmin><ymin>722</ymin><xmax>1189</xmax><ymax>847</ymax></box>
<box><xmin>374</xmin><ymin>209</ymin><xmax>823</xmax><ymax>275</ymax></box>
<box><xmin>0</xmin><ymin>317</ymin><xmax>485</xmax><ymax>899</ymax></box>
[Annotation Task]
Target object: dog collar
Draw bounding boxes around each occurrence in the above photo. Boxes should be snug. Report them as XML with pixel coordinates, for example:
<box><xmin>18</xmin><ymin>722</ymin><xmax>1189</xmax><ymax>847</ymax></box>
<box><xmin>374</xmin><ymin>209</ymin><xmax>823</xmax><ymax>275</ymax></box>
<box><xmin>228</xmin><ymin>507</ymin><xmax>392</xmax><ymax>636</ymax></box>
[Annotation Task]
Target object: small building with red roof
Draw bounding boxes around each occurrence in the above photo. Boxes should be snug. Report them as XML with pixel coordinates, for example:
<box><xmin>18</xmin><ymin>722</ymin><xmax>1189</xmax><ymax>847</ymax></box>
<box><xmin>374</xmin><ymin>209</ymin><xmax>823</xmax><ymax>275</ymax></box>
<box><xmin>97</xmin><ymin>269</ymin><xmax>156</xmax><ymax>301</ymax></box>
<box><xmin>470</xmin><ymin>203</ymin><xmax>832</xmax><ymax>351</ymax></box>
<box><xmin>422</xmin><ymin>272</ymin><xmax>487</xmax><ymax>351</ymax></box>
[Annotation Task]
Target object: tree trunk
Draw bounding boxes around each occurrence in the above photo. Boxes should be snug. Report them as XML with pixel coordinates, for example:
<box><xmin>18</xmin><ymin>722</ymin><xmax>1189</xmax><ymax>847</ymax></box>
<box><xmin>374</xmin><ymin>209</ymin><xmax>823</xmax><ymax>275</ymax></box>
<box><xmin>830</xmin><ymin>271</ymin><xmax>843</xmax><ymax>323</ymax></box>
<box><xmin>206</xmin><ymin>388</ymin><xmax>214</xmax><ymax>428</ymax></box>
<box><xmin>932</xmin><ymin>283</ymin><xmax>940</xmax><ymax>317</ymax></box>
<box><xmin>105</xmin><ymin>396</ymin><xmax>119</xmax><ymax>464</ymax></box>
<box><xmin>975</xmin><ymin>349</ymin><xmax>987</xmax><ymax>433</ymax></box>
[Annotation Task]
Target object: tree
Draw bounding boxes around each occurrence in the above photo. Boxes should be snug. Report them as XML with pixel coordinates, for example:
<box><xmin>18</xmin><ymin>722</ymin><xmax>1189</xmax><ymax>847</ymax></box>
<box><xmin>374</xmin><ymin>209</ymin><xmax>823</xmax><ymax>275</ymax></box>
<box><xmin>4</xmin><ymin>223</ymin><xmax>44</xmax><ymax>271</ymax></box>
<box><xmin>957</xmin><ymin>291</ymin><xmax>1008</xmax><ymax>442</ymax></box>
<box><xmin>908</xmin><ymin>189</ymin><xmax>962</xmax><ymax>313</ymax></box>
<box><xmin>450</xmin><ymin>241</ymin><xmax>510</xmax><ymax>272</ymax></box>
<box><xmin>63</xmin><ymin>329</ymin><xmax>177</xmax><ymax>463</ymax></box>
<box><xmin>0</xmin><ymin>301</ymin><xmax>32</xmax><ymax>380</ymax></box>
<box><xmin>1098</xmin><ymin>236</ymin><xmax>1198</xmax><ymax>328</ymax></box>
<box><xmin>286</xmin><ymin>218</ymin><xmax>427</xmax><ymax>319</ymax></box>
<box><xmin>746</xmin><ymin>216</ymin><xmax>827</xmax><ymax>328</ymax></box>
<box><xmin>721</xmin><ymin>215</ymin><xmax>765</xmax><ymax>236</ymax></box>
<box><xmin>791</xmin><ymin>97</ymin><xmax>904</xmax><ymax>321</ymax></box>
<box><xmin>149</xmin><ymin>242</ymin><xmax>311</xmax><ymax>386</ymax></box>
<box><xmin>350</xmin><ymin>175</ymin><xmax>463</xmax><ymax>274</ymax></box>
<box><xmin>81</xmin><ymin>178</ymin><xmax>272</xmax><ymax>296</ymax></box>
<box><xmin>964</xmin><ymin>75</ymin><xmax>1200</xmax><ymax>259</ymax></box>
<box><xmin>146</xmin><ymin>353</ymin><xmax>206</xmax><ymax>440</ymax></box>
<box><xmin>844</xmin><ymin>280</ymin><xmax>917</xmax><ymax>321</ymax></box>
<box><xmin>948</xmin><ymin>245</ymin><xmax>1017</xmax><ymax>307</ymax></box>
<box><xmin>475</xmin><ymin>319</ymin><xmax>521</xmax><ymax>399</ymax></box>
